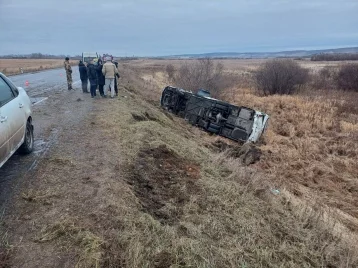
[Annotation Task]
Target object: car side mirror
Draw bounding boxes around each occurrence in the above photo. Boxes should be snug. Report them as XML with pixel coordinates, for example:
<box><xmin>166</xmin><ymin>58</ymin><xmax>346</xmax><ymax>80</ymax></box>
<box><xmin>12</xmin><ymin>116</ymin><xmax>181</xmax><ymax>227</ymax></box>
<box><xmin>13</xmin><ymin>87</ymin><xmax>19</xmax><ymax>96</ymax></box>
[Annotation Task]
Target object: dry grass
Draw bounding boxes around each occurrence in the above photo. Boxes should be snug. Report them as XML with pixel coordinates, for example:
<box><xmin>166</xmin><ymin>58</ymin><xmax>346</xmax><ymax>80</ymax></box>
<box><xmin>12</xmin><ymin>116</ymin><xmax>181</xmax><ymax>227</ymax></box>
<box><xmin>92</xmin><ymin>64</ymin><xmax>358</xmax><ymax>267</ymax></box>
<box><xmin>0</xmin><ymin>232</ymin><xmax>11</xmax><ymax>268</ymax></box>
<box><xmin>217</xmin><ymin>88</ymin><xmax>358</xmax><ymax>220</ymax></box>
<box><xmin>36</xmin><ymin>219</ymin><xmax>103</xmax><ymax>267</ymax></box>
<box><xmin>3</xmin><ymin>59</ymin><xmax>358</xmax><ymax>267</ymax></box>
<box><xmin>123</xmin><ymin>58</ymin><xmax>347</xmax><ymax>75</ymax></box>
<box><xmin>0</xmin><ymin>59</ymin><xmax>77</xmax><ymax>76</ymax></box>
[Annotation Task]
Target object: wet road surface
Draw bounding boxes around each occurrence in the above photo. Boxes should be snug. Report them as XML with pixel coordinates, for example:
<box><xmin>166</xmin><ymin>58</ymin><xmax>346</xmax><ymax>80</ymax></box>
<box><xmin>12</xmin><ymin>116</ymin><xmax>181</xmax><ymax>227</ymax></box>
<box><xmin>8</xmin><ymin>67</ymin><xmax>81</xmax><ymax>98</ymax></box>
<box><xmin>0</xmin><ymin>67</ymin><xmax>92</xmax><ymax>219</ymax></box>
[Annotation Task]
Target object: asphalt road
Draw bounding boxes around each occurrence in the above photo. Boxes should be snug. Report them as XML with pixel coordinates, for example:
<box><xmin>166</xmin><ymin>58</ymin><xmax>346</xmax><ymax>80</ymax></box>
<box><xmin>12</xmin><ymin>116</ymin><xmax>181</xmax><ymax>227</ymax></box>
<box><xmin>0</xmin><ymin>67</ymin><xmax>91</xmax><ymax>219</ymax></box>
<box><xmin>9</xmin><ymin>67</ymin><xmax>81</xmax><ymax>98</ymax></box>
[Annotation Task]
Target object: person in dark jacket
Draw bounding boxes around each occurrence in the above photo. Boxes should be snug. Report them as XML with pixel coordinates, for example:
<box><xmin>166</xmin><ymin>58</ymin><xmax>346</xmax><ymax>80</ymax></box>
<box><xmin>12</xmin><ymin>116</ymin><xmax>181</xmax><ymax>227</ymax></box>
<box><xmin>96</xmin><ymin>59</ymin><xmax>106</xmax><ymax>97</ymax></box>
<box><xmin>87</xmin><ymin>60</ymin><xmax>98</xmax><ymax>98</ymax></box>
<box><xmin>78</xmin><ymin>61</ymin><xmax>89</xmax><ymax>93</ymax></box>
<box><xmin>113</xmin><ymin>61</ymin><xmax>120</xmax><ymax>96</ymax></box>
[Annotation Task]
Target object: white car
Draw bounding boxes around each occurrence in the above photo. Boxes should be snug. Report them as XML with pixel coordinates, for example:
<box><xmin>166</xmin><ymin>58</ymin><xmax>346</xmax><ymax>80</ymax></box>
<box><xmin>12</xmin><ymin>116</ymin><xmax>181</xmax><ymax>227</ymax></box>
<box><xmin>0</xmin><ymin>73</ymin><xmax>34</xmax><ymax>168</ymax></box>
<box><xmin>82</xmin><ymin>52</ymin><xmax>99</xmax><ymax>63</ymax></box>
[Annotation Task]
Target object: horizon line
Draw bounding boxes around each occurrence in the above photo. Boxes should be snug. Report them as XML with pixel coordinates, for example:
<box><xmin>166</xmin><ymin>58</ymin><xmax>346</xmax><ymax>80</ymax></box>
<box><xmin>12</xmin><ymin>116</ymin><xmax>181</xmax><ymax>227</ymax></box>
<box><xmin>1</xmin><ymin>45</ymin><xmax>357</xmax><ymax>58</ymax></box>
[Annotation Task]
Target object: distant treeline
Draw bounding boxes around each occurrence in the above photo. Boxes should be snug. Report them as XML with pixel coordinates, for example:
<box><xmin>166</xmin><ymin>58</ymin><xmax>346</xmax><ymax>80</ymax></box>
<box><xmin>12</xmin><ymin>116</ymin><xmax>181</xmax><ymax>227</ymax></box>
<box><xmin>311</xmin><ymin>53</ymin><xmax>358</xmax><ymax>61</ymax></box>
<box><xmin>0</xmin><ymin>53</ymin><xmax>82</xmax><ymax>59</ymax></box>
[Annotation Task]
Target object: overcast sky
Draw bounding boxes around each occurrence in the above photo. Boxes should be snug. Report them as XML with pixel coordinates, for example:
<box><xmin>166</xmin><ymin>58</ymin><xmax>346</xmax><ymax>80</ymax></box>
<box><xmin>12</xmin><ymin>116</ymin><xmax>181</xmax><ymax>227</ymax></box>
<box><xmin>0</xmin><ymin>0</ymin><xmax>357</xmax><ymax>56</ymax></box>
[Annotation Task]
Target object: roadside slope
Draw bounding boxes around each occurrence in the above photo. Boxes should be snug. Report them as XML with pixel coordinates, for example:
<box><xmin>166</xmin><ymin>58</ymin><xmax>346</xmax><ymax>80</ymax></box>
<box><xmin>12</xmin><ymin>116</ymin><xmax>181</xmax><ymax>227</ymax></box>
<box><xmin>2</xmin><ymin>65</ymin><xmax>358</xmax><ymax>267</ymax></box>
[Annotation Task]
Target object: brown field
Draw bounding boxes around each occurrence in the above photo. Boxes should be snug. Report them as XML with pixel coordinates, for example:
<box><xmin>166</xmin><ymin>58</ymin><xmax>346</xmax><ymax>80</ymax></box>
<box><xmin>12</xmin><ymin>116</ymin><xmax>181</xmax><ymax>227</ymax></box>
<box><xmin>2</xmin><ymin>58</ymin><xmax>358</xmax><ymax>267</ymax></box>
<box><xmin>129</xmin><ymin>59</ymin><xmax>358</xmax><ymax>220</ymax></box>
<box><xmin>121</xmin><ymin>58</ymin><xmax>358</xmax><ymax>263</ymax></box>
<box><xmin>121</xmin><ymin>57</ymin><xmax>349</xmax><ymax>72</ymax></box>
<box><xmin>0</xmin><ymin>59</ymin><xmax>78</xmax><ymax>76</ymax></box>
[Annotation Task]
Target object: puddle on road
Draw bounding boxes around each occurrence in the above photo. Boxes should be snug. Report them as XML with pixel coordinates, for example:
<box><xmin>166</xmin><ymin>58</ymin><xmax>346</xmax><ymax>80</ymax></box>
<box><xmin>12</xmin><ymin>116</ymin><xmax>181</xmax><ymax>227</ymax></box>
<box><xmin>30</xmin><ymin>97</ymin><xmax>48</xmax><ymax>105</ymax></box>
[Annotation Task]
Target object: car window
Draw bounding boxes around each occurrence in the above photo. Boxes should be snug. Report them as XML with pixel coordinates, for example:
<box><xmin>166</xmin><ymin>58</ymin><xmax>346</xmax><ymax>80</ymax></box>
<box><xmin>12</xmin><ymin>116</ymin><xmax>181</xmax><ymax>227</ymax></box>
<box><xmin>2</xmin><ymin>76</ymin><xmax>19</xmax><ymax>97</ymax></box>
<box><xmin>0</xmin><ymin>77</ymin><xmax>15</xmax><ymax>107</ymax></box>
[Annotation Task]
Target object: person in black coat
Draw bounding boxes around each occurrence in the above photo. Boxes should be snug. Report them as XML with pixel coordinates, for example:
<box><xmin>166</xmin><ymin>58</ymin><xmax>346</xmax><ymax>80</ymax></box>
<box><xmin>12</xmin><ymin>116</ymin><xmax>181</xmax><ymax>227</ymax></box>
<box><xmin>113</xmin><ymin>61</ymin><xmax>120</xmax><ymax>96</ymax></box>
<box><xmin>96</xmin><ymin>59</ymin><xmax>106</xmax><ymax>97</ymax></box>
<box><xmin>78</xmin><ymin>61</ymin><xmax>88</xmax><ymax>93</ymax></box>
<box><xmin>87</xmin><ymin>60</ymin><xmax>98</xmax><ymax>98</ymax></box>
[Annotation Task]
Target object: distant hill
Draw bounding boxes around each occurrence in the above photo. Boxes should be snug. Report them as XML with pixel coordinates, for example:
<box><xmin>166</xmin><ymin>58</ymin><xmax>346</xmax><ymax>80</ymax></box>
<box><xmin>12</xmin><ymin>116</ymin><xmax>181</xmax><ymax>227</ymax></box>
<box><xmin>159</xmin><ymin>47</ymin><xmax>358</xmax><ymax>59</ymax></box>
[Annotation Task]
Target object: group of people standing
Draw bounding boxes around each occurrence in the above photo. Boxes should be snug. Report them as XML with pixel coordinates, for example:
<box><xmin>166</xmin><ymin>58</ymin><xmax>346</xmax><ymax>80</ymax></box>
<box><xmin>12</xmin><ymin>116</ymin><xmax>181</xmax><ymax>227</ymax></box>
<box><xmin>64</xmin><ymin>56</ymin><xmax>120</xmax><ymax>99</ymax></box>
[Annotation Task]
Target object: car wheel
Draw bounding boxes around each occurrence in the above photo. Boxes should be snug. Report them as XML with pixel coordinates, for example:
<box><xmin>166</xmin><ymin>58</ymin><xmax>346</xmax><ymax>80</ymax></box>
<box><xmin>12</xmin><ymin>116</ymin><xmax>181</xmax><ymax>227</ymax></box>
<box><xmin>19</xmin><ymin>122</ymin><xmax>34</xmax><ymax>154</ymax></box>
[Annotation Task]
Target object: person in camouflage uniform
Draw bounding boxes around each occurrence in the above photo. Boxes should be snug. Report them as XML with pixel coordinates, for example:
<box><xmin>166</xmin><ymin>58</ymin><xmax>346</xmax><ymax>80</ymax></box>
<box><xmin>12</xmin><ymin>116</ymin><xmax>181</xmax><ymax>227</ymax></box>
<box><xmin>64</xmin><ymin>57</ymin><xmax>73</xmax><ymax>90</ymax></box>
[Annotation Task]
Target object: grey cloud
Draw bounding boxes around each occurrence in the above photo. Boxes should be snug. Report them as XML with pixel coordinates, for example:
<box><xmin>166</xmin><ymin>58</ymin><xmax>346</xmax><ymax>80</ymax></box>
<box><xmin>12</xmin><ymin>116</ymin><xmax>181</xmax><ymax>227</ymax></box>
<box><xmin>0</xmin><ymin>0</ymin><xmax>357</xmax><ymax>56</ymax></box>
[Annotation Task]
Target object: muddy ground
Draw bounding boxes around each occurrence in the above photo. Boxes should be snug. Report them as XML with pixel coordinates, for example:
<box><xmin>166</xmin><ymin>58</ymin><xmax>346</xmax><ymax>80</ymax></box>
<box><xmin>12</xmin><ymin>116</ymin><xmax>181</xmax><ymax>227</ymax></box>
<box><xmin>0</xmin><ymin>69</ymin><xmax>97</xmax><ymax>267</ymax></box>
<box><xmin>0</xmin><ymin>67</ymin><xmax>83</xmax><ymax>214</ymax></box>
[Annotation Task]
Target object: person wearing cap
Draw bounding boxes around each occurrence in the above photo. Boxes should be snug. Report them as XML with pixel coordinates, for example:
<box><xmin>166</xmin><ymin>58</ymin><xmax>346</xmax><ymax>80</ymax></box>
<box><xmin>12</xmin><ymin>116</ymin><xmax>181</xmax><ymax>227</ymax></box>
<box><xmin>87</xmin><ymin>59</ymin><xmax>98</xmax><ymax>98</ymax></box>
<box><xmin>102</xmin><ymin>56</ymin><xmax>119</xmax><ymax>98</ymax></box>
<box><xmin>64</xmin><ymin>57</ymin><xmax>73</xmax><ymax>90</ymax></box>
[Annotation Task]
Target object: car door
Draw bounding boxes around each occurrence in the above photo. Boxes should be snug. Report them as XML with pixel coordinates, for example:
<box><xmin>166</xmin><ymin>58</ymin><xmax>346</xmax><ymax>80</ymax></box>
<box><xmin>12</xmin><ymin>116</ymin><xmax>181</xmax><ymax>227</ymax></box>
<box><xmin>0</xmin><ymin>76</ymin><xmax>25</xmax><ymax>158</ymax></box>
<box><xmin>0</xmin><ymin>106</ymin><xmax>10</xmax><ymax>165</ymax></box>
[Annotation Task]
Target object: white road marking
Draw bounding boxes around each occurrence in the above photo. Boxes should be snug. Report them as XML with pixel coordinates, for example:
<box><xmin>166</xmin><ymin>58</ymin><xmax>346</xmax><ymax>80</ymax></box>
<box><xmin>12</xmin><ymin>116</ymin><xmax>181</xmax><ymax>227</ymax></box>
<box><xmin>32</xmin><ymin>97</ymin><xmax>48</xmax><ymax>106</ymax></box>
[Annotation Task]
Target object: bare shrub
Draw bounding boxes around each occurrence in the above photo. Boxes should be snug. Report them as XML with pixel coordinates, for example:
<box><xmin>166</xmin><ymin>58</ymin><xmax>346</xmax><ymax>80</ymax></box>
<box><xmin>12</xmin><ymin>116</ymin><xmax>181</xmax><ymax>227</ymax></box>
<box><xmin>165</xmin><ymin>64</ymin><xmax>176</xmax><ymax>82</ymax></box>
<box><xmin>174</xmin><ymin>58</ymin><xmax>225</xmax><ymax>96</ymax></box>
<box><xmin>311</xmin><ymin>53</ymin><xmax>358</xmax><ymax>61</ymax></box>
<box><xmin>336</xmin><ymin>63</ymin><xmax>358</xmax><ymax>92</ymax></box>
<box><xmin>311</xmin><ymin>66</ymin><xmax>338</xmax><ymax>90</ymax></box>
<box><xmin>334</xmin><ymin>91</ymin><xmax>358</xmax><ymax>116</ymax></box>
<box><xmin>311</xmin><ymin>64</ymin><xmax>358</xmax><ymax>93</ymax></box>
<box><xmin>254</xmin><ymin>59</ymin><xmax>309</xmax><ymax>95</ymax></box>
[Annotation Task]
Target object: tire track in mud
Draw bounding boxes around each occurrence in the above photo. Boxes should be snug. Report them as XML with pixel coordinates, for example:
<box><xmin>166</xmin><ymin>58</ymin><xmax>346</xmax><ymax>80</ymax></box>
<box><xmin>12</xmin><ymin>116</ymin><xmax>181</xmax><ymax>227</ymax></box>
<box><xmin>0</xmin><ymin>129</ymin><xmax>60</xmax><ymax>221</ymax></box>
<box><xmin>27</xmin><ymin>128</ymin><xmax>59</xmax><ymax>172</ymax></box>
<box><xmin>0</xmin><ymin>76</ymin><xmax>93</xmax><ymax>221</ymax></box>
